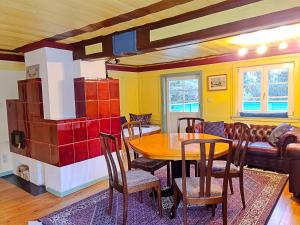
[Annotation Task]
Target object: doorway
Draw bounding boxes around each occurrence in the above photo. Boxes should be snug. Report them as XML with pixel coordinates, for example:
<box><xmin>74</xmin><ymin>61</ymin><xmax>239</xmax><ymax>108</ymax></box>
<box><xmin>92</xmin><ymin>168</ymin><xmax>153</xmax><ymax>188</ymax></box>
<box><xmin>164</xmin><ymin>73</ymin><xmax>202</xmax><ymax>133</ymax></box>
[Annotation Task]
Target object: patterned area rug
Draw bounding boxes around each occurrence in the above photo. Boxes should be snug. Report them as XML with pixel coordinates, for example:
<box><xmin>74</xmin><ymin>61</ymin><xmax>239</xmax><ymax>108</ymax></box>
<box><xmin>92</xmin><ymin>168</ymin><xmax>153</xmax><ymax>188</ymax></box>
<box><xmin>39</xmin><ymin>168</ymin><xmax>287</xmax><ymax>225</ymax></box>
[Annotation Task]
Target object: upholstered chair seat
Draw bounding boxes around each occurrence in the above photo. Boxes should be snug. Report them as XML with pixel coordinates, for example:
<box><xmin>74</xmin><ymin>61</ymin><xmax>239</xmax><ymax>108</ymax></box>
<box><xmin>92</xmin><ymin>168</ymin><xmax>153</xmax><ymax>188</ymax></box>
<box><xmin>174</xmin><ymin>177</ymin><xmax>222</xmax><ymax>198</ymax></box>
<box><xmin>118</xmin><ymin>169</ymin><xmax>159</xmax><ymax>189</ymax></box>
<box><xmin>131</xmin><ymin>157</ymin><xmax>168</xmax><ymax>171</ymax></box>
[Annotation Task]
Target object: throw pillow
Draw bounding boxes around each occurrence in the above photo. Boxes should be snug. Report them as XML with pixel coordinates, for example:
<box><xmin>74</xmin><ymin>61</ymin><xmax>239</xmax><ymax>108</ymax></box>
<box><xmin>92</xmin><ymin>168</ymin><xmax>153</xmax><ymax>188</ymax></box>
<box><xmin>203</xmin><ymin>121</ymin><xmax>225</xmax><ymax>137</ymax></box>
<box><xmin>129</xmin><ymin>113</ymin><xmax>152</xmax><ymax>125</ymax></box>
<box><xmin>120</xmin><ymin>116</ymin><xmax>127</xmax><ymax>126</ymax></box>
<box><xmin>268</xmin><ymin>123</ymin><xmax>291</xmax><ymax>146</ymax></box>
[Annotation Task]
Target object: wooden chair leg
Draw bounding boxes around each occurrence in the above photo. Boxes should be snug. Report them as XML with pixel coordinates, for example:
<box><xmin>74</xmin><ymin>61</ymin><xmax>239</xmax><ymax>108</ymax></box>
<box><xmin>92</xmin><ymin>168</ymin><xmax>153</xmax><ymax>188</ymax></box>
<box><xmin>167</xmin><ymin>163</ymin><xmax>171</xmax><ymax>186</ymax></box>
<box><xmin>138</xmin><ymin>191</ymin><xmax>143</xmax><ymax>203</ymax></box>
<box><xmin>156</xmin><ymin>185</ymin><xmax>163</xmax><ymax>217</ymax></box>
<box><xmin>183</xmin><ymin>199</ymin><xmax>188</xmax><ymax>225</ymax></box>
<box><xmin>229</xmin><ymin>177</ymin><xmax>234</xmax><ymax>195</ymax></box>
<box><xmin>239</xmin><ymin>175</ymin><xmax>246</xmax><ymax>209</ymax></box>
<box><xmin>173</xmin><ymin>186</ymin><xmax>178</xmax><ymax>217</ymax></box>
<box><xmin>123</xmin><ymin>194</ymin><xmax>128</xmax><ymax>225</ymax></box>
<box><xmin>222</xmin><ymin>200</ymin><xmax>227</xmax><ymax>225</ymax></box>
<box><xmin>212</xmin><ymin>204</ymin><xmax>216</xmax><ymax>217</ymax></box>
<box><xmin>108</xmin><ymin>185</ymin><xmax>113</xmax><ymax>215</ymax></box>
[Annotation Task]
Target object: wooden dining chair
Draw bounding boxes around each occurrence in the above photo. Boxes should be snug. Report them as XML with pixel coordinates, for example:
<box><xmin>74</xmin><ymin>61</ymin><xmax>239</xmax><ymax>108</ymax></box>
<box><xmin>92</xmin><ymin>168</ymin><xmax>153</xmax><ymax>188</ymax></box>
<box><xmin>173</xmin><ymin>138</ymin><xmax>233</xmax><ymax>225</ymax></box>
<box><xmin>177</xmin><ymin>117</ymin><xmax>204</xmax><ymax>133</ymax></box>
<box><xmin>211</xmin><ymin>122</ymin><xmax>250</xmax><ymax>209</ymax></box>
<box><xmin>177</xmin><ymin>117</ymin><xmax>205</xmax><ymax>176</ymax></box>
<box><xmin>100</xmin><ymin>132</ymin><xmax>162</xmax><ymax>225</ymax></box>
<box><xmin>121</xmin><ymin>121</ymin><xmax>171</xmax><ymax>186</ymax></box>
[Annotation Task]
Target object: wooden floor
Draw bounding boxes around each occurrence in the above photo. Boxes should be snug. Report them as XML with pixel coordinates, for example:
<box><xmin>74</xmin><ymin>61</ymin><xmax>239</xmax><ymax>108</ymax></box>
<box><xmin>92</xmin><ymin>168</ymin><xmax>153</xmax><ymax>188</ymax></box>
<box><xmin>0</xmin><ymin>178</ymin><xmax>299</xmax><ymax>225</ymax></box>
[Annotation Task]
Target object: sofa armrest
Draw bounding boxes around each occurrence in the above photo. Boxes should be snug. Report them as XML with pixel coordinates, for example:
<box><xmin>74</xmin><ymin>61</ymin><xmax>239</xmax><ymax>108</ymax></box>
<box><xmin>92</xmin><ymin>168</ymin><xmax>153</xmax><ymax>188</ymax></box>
<box><xmin>277</xmin><ymin>131</ymin><xmax>300</xmax><ymax>158</ymax></box>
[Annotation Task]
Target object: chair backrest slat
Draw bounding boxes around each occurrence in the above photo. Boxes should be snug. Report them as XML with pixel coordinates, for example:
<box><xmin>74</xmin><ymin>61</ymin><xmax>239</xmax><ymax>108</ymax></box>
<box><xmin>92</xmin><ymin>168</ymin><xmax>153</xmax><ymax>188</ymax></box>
<box><xmin>100</xmin><ymin>133</ymin><xmax>127</xmax><ymax>190</ymax></box>
<box><xmin>181</xmin><ymin>138</ymin><xmax>233</xmax><ymax>199</ymax></box>
<box><xmin>232</xmin><ymin>122</ymin><xmax>250</xmax><ymax>168</ymax></box>
<box><xmin>177</xmin><ymin>117</ymin><xmax>204</xmax><ymax>133</ymax></box>
<box><xmin>121</xmin><ymin>121</ymin><xmax>142</xmax><ymax>170</ymax></box>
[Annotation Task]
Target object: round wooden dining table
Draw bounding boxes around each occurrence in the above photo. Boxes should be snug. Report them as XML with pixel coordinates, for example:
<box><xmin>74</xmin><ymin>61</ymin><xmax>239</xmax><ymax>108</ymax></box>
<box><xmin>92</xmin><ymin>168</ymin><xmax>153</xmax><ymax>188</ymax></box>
<box><xmin>129</xmin><ymin>132</ymin><xmax>229</xmax><ymax>161</ymax></box>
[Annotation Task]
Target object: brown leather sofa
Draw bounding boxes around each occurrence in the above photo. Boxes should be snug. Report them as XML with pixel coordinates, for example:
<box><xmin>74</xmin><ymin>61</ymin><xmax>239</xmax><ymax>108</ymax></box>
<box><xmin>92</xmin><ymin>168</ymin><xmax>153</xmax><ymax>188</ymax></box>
<box><xmin>286</xmin><ymin>133</ymin><xmax>300</xmax><ymax>197</ymax></box>
<box><xmin>224</xmin><ymin>123</ymin><xmax>297</xmax><ymax>173</ymax></box>
<box><xmin>195</xmin><ymin>123</ymin><xmax>296</xmax><ymax>173</ymax></box>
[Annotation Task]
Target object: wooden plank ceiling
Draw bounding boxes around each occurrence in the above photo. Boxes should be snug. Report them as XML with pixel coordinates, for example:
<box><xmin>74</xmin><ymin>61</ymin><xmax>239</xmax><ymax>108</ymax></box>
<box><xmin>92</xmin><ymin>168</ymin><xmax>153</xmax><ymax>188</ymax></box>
<box><xmin>0</xmin><ymin>0</ymin><xmax>223</xmax><ymax>50</ymax></box>
<box><xmin>1</xmin><ymin>0</ymin><xmax>300</xmax><ymax>66</ymax></box>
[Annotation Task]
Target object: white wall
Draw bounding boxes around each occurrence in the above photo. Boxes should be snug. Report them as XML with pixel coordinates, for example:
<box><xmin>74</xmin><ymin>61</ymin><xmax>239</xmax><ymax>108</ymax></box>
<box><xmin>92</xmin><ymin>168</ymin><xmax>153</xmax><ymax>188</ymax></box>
<box><xmin>25</xmin><ymin>48</ymin><xmax>76</xmax><ymax>120</ymax></box>
<box><xmin>74</xmin><ymin>59</ymin><xmax>106</xmax><ymax>79</ymax></box>
<box><xmin>0</xmin><ymin>68</ymin><xmax>25</xmax><ymax>174</ymax></box>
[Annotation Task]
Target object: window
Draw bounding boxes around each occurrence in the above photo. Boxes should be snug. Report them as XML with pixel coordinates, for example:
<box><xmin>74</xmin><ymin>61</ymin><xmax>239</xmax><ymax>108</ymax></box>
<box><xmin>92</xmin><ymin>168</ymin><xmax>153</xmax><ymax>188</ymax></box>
<box><xmin>168</xmin><ymin>79</ymin><xmax>199</xmax><ymax>112</ymax></box>
<box><xmin>238</xmin><ymin>63</ymin><xmax>293</xmax><ymax>115</ymax></box>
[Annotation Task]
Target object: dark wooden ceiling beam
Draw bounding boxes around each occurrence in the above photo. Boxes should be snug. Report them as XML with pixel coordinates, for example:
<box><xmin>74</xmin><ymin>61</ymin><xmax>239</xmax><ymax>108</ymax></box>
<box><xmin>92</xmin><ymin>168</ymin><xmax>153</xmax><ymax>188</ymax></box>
<box><xmin>72</xmin><ymin>0</ymin><xmax>262</xmax><ymax>60</ymax></box>
<box><xmin>145</xmin><ymin>6</ymin><xmax>300</xmax><ymax>51</ymax></box>
<box><xmin>0</xmin><ymin>54</ymin><xmax>24</xmax><ymax>62</ymax></box>
<box><xmin>107</xmin><ymin>41</ymin><xmax>300</xmax><ymax>72</ymax></box>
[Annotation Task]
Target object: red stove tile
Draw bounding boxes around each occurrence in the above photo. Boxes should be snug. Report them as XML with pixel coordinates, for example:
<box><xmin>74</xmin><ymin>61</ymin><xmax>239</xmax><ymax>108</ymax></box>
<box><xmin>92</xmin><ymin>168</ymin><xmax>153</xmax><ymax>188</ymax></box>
<box><xmin>85</xmin><ymin>81</ymin><xmax>98</xmax><ymax>100</ymax></box>
<box><xmin>86</xmin><ymin>100</ymin><xmax>98</xmax><ymax>119</ymax></box>
<box><xmin>98</xmin><ymin>100</ymin><xmax>110</xmax><ymax>118</ymax></box>
<box><xmin>74</xmin><ymin>81</ymin><xmax>85</xmax><ymax>101</ymax></box>
<box><xmin>17</xmin><ymin>120</ymin><xmax>27</xmax><ymax>138</ymax></box>
<box><xmin>58</xmin><ymin>123</ymin><xmax>73</xmax><ymax>145</ymax></box>
<box><xmin>29</xmin><ymin>122</ymin><xmax>58</xmax><ymax>145</ymax></box>
<box><xmin>110</xmin><ymin>99</ymin><xmax>120</xmax><ymax>117</ymax></box>
<box><xmin>99</xmin><ymin>118</ymin><xmax>110</xmax><ymax>134</ymax></box>
<box><xmin>59</xmin><ymin>144</ymin><xmax>74</xmax><ymax>167</ymax></box>
<box><xmin>27</xmin><ymin>102</ymin><xmax>44</xmax><ymax>120</ymax></box>
<box><xmin>16</xmin><ymin>101</ymin><xmax>26</xmax><ymax>121</ymax></box>
<box><xmin>111</xmin><ymin>117</ymin><xmax>121</xmax><ymax>134</ymax></box>
<box><xmin>30</xmin><ymin>141</ymin><xmax>51</xmax><ymax>163</ymax></box>
<box><xmin>109</xmin><ymin>79</ymin><xmax>119</xmax><ymax>99</ymax></box>
<box><xmin>75</xmin><ymin>101</ymin><xmax>86</xmax><ymax>118</ymax></box>
<box><xmin>73</xmin><ymin>121</ymin><xmax>87</xmax><ymax>142</ymax></box>
<box><xmin>87</xmin><ymin>119</ymin><xmax>100</xmax><ymax>139</ymax></box>
<box><xmin>50</xmin><ymin>145</ymin><xmax>60</xmax><ymax>166</ymax></box>
<box><xmin>18</xmin><ymin>81</ymin><xmax>27</xmax><ymax>101</ymax></box>
<box><xmin>26</xmin><ymin>80</ymin><xmax>43</xmax><ymax>103</ymax></box>
<box><xmin>88</xmin><ymin>138</ymin><xmax>101</xmax><ymax>158</ymax></box>
<box><xmin>97</xmin><ymin>80</ymin><xmax>109</xmax><ymax>100</ymax></box>
<box><xmin>74</xmin><ymin>141</ymin><xmax>88</xmax><ymax>162</ymax></box>
<box><xmin>25</xmin><ymin>139</ymin><xmax>32</xmax><ymax>157</ymax></box>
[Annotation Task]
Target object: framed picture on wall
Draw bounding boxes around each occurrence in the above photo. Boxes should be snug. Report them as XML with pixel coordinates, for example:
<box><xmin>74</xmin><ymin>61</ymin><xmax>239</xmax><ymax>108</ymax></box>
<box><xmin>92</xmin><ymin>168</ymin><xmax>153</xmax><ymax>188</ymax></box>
<box><xmin>207</xmin><ymin>74</ymin><xmax>227</xmax><ymax>91</ymax></box>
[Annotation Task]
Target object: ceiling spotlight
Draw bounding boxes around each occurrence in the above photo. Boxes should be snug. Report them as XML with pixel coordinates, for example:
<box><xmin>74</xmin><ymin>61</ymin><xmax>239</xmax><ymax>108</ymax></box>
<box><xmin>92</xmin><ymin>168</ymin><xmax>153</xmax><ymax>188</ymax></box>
<box><xmin>238</xmin><ymin>48</ymin><xmax>248</xmax><ymax>56</ymax></box>
<box><xmin>257</xmin><ymin>45</ymin><xmax>267</xmax><ymax>54</ymax></box>
<box><xmin>279</xmin><ymin>42</ymin><xmax>288</xmax><ymax>50</ymax></box>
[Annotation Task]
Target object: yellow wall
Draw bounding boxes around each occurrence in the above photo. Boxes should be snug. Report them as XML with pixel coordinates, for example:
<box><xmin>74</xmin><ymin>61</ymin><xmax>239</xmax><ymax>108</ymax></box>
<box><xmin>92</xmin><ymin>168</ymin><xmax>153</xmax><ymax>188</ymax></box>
<box><xmin>109</xmin><ymin>70</ymin><xmax>140</xmax><ymax>119</ymax></box>
<box><xmin>111</xmin><ymin>53</ymin><xmax>300</xmax><ymax>127</ymax></box>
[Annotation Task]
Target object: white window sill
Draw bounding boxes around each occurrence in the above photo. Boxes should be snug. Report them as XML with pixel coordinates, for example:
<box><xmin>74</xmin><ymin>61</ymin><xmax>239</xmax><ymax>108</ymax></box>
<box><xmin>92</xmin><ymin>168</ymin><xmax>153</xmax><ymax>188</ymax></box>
<box><xmin>231</xmin><ymin>115</ymin><xmax>300</xmax><ymax>123</ymax></box>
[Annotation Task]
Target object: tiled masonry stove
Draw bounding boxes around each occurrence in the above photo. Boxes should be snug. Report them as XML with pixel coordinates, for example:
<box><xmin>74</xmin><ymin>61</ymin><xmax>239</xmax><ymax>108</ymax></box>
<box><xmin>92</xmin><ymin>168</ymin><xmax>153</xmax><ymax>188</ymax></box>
<box><xmin>6</xmin><ymin>77</ymin><xmax>121</xmax><ymax>195</ymax></box>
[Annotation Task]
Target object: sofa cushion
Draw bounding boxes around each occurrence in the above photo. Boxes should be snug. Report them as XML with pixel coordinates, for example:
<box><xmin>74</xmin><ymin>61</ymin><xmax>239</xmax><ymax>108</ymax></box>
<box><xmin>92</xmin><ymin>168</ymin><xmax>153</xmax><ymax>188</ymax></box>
<box><xmin>247</xmin><ymin>142</ymin><xmax>279</xmax><ymax>157</ymax></box>
<box><xmin>120</xmin><ymin>116</ymin><xmax>127</xmax><ymax>126</ymax></box>
<box><xmin>268</xmin><ymin>123</ymin><xmax>291</xmax><ymax>146</ymax></box>
<box><xmin>129</xmin><ymin>113</ymin><xmax>152</xmax><ymax>125</ymax></box>
<box><xmin>203</xmin><ymin>121</ymin><xmax>225</xmax><ymax>138</ymax></box>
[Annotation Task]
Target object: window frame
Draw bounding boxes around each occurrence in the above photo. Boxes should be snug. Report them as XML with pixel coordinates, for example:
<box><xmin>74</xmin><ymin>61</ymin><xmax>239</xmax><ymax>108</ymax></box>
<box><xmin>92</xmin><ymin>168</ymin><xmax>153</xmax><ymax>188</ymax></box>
<box><xmin>238</xmin><ymin>63</ymin><xmax>294</xmax><ymax>116</ymax></box>
<box><xmin>167</xmin><ymin>76</ymin><xmax>200</xmax><ymax>113</ymax></box>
